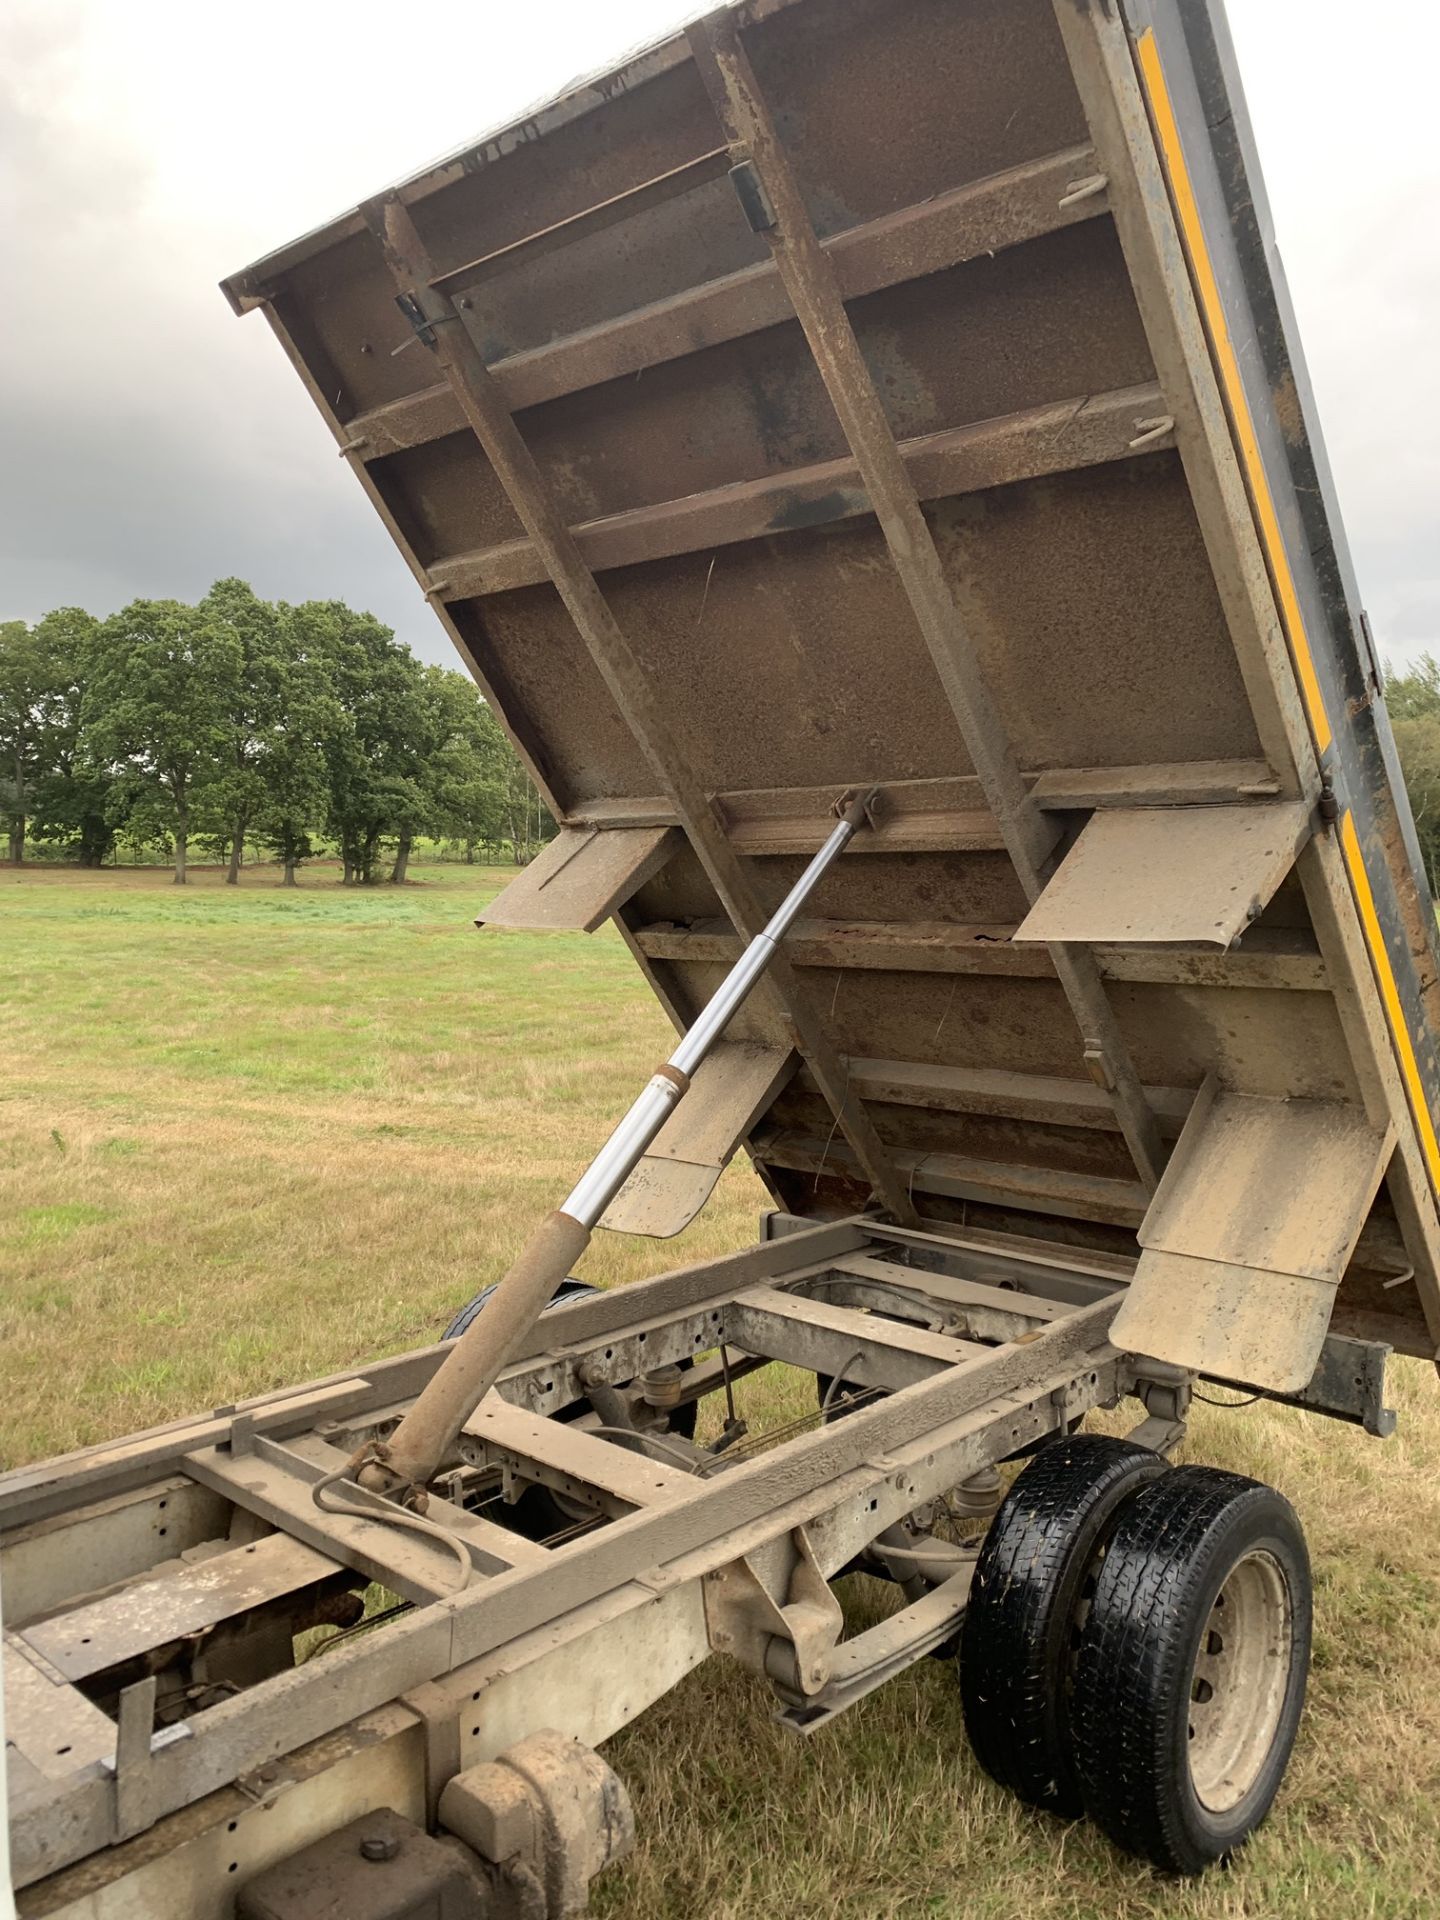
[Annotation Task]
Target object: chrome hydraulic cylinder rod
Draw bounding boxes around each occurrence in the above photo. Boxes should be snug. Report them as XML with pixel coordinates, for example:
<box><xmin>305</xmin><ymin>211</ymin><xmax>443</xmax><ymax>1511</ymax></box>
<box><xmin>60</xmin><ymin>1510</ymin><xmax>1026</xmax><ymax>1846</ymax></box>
<box><xmin>365</xmin><ymin>790</ymin><xmax>875</xmax><ymax>1498</ymax></box>
<box><xmin>564</xmin><ymin>795</ymin><xmax>867</xmax><ymax>1227</ymax></box>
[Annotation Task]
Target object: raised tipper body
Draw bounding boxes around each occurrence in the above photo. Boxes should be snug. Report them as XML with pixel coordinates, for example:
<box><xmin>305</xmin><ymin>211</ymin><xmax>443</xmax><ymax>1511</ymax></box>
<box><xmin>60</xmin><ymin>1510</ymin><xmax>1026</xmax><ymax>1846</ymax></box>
<box><xmin>5</xmin><ymin>3</ymin><xmax>1436</xmax><ymax>1913</ymax></box>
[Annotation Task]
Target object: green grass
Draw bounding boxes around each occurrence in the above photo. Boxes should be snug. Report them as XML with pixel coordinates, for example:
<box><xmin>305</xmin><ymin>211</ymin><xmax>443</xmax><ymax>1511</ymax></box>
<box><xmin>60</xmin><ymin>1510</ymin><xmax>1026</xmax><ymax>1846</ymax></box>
<box><xmin>2</xmin><ymin>861</ymin><xmax>1438</xmax><ymax>1917</ymax></box>
<box><xmin>0</xmin><ymin>859</ymin><xmax>769</xmax><ymax>1454</ymax></box>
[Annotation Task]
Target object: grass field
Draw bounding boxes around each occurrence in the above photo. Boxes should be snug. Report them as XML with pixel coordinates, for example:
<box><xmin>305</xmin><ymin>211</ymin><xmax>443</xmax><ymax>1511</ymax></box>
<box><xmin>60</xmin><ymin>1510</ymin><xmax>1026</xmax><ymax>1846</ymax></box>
<box><xmin>2</xmin><ymin>861</ymin><xmax>1438</xmax><ymax>1917</ymax></box>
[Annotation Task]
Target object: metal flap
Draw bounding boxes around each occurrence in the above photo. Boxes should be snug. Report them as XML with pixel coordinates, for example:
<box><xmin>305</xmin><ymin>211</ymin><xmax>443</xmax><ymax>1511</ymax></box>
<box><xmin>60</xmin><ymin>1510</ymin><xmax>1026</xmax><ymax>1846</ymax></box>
<box><xmin>478</xmin><ymin>825</ymin><xmax>680</xmax><ymax>934</ymax></box>
<box><xmin>1116</xmin><ymin>1252</ymin><xmax>1340</xmax><ymax>1397</ymax></box>
<box><xmin>600</xmin><ymin>1043</ymin><xmax>796</xmax><ymax>1238</ymax></box>
<box><xmin>1013</xmin><ymin>802</ymin><xmax>1311</xmax><ymax>947</ymax></box>
<box><xmin>1112</xmin><ymin>1081</ymin><xmax>1395</xmax><ymax>1390</ymax></box>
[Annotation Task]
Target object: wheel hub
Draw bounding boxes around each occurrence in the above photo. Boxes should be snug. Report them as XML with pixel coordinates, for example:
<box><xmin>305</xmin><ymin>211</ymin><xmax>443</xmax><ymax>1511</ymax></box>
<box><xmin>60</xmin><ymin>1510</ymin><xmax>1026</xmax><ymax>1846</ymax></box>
<box><xmin>1186</xmin><ymin>1548</ymin><xmax>1293</xmax><ymax>1813</ymax></box>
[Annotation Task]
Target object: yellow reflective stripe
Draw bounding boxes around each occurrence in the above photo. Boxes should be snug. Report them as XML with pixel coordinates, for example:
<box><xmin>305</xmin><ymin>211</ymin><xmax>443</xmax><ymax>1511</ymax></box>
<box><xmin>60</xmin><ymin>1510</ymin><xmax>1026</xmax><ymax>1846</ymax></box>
<box><xmin>1139</xmin><ymin>32</ymin><xmax>1440</xmax><ymax>1193</ymax></box>
<box><xmin>1339</xmin><ymin>811</ymin><xmax>1440</xmax><ymax>1187</ymax></box>
<box><xmin>1135</xmin><ymin>28</ymin><xmax>1332</xmax><ymax>755</ymax></box>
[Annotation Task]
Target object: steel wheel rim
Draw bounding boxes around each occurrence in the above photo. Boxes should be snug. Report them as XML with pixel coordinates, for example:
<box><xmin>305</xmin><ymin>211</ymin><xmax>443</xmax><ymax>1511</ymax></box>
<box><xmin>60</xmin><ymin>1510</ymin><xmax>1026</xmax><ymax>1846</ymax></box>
<box><xmin>1186</xmin><ymin>1548</ymin><xmax>1293</xmax><ymax>1813</ymax></box>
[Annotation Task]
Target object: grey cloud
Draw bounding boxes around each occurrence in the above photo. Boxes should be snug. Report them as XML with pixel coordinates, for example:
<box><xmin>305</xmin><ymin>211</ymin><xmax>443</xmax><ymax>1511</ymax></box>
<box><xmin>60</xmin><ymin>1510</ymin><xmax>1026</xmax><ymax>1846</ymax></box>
<box><xmin>0</xmin><ymin>0</ymin><xmax>694</xmax><ymax>665</ymax></box>
<box><xmin>0</xmin><ymin>20</ymin><xmax>443</xmax><ymax>658</ymax></box>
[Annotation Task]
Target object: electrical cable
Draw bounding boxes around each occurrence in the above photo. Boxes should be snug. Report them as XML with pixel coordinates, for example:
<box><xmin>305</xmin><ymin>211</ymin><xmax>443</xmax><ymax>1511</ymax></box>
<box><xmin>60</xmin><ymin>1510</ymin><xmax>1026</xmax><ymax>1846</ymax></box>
<box><xmin>582</xmin><ymin>1425</ymin><xmax>707</xmax><ymax>1473</ymax></box>
<box><xmin>819</xmin><ymin>1351</ymin><xmax>867</xmax><ymax>1419</ymax></box>
<box><xmin>311</xmin><ymin>1450</ymin><xmax>474</xmax><ymax>1593</ymax></box>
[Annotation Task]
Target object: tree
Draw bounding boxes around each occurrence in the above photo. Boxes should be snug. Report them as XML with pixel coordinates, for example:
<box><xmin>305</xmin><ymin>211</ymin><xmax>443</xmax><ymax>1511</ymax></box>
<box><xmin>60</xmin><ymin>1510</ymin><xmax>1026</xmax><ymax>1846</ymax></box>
<box><xmin>407</xmin><ymin>667</ymin><xmax>557</xmax><ymax>869</ymax></box>
<box><xmin>497</xmin><ymin>731</ymin><xmax>554</xmax><ymax>865</ymax></box>
<box><xmin>200</xmin><ymin>579</ymin><xmax>288</xmax><ymax>884</ymax></box>
<box><xmin>23</xmin><ymin>609</ymin><xmax>127</xmax><ymax>866</ymax></box>
<box><xmin>1383</xmin><ymin>653</ymin><xmax>1440</xmax><ymax>723</ymax></box>
<box><xmin>7</xmin><ymin>586</ymin><xmax>560</xmax><ymax>880</ymax></box>
<box><xmin>383</xmin><ymin>668</ymin><xmax>444</xmax><ymax>885</ymax></box>
<box><xmin>0</xmin><ymin>618</ymin><xmax>62</xmax><ymax>863</ymax></box>
<box><xmin>1392</xmin><ymin>714</ymin><xmax>1440</xmax><ymax>897</ymax></box>
<box><xmin>83</xmin><ymin>599</ymin><xmax>235</xmax><ymax>884</ymax></box>
<box><xmin>423</xmin><ymin>673</ymin><xmax>510</xmax><ymax>864</ymax></box>
<box><xmin>380</xmin><ymin>667</ymin><xmax>490</xmax><ymax>882</ymax></box>
<box><xmin>294</xmin><ymin>601</ymin><xmax>430</xmax><ymax>884</ymax></box>
<box><xmin>254</xmin><ymin>606</ymin><xmax>338</xmax><ymax>885</ymax></box>
<box><xmin>1384</xmin><ymin>656</ymin><xmax>1440</xmax><ymax>897</ymax></box>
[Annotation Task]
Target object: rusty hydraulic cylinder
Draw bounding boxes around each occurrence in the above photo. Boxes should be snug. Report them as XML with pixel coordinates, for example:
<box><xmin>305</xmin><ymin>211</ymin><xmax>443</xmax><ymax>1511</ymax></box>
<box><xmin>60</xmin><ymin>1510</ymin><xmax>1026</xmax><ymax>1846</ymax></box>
<box><xmin>365</xmin><ymin>790</ymin><xmax>876</xmax><ymax>1498</ymax></box>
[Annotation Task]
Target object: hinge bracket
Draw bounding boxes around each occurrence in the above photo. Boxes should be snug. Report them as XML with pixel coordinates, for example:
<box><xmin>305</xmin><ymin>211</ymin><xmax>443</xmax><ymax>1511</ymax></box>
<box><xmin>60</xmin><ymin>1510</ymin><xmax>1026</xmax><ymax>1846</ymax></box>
<box><xmin>394</xmin><ymin>290</ymin><xmax>438</xmax><ymax>350</ymax></box>
<box><xmin>728</xmin><ymin>159</ymin><xmax>777</xmax><ymax>234</ymax></box>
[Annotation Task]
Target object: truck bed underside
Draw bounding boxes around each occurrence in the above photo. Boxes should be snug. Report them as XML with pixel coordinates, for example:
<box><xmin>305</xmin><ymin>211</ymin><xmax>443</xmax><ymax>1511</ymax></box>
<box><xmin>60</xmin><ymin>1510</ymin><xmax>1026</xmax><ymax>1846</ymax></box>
<box><xmin>216</xmin><ymin>0</ymin><xmax>1440</xmax><ymax>1388</ymax></box>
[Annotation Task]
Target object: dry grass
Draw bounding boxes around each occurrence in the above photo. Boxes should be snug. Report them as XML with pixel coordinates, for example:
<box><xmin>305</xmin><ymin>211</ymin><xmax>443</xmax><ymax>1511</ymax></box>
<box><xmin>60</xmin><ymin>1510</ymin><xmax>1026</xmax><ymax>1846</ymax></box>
<box><xmin>2</xmin><ymin>861</ymin><xmax>1438</xmax><ymax>1916</ymax></box>
<box><xmin>0</xmin><ymin>860</ymin><xmax>766</xmax><ymax>1459</ymax></box>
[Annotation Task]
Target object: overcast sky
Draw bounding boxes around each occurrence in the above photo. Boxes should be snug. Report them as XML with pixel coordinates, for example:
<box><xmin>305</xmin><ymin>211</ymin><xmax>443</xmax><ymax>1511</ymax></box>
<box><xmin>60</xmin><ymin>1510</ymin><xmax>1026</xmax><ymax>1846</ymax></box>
<box><xmin>3</xmin><ymin>0</ymin><xmax>1436</xmax><ymax>671</ymax></box>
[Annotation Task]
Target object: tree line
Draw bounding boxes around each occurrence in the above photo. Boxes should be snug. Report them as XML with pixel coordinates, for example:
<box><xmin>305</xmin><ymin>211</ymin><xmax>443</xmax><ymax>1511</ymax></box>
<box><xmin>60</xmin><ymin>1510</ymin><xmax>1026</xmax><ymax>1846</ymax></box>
<box><xmin>9</xmin><ymin>589</ymin><xmax>1440</xmax><ymax>896</ymax></box>
<box><xmin>0</xmin><ymin>581</ymin><xmax>554</xmax><ymax>884</ymax></box>
<box><xmin>1386</xmin><ymin>656</ymin><xmax>1440</xmax><ymax>899</ymax></box>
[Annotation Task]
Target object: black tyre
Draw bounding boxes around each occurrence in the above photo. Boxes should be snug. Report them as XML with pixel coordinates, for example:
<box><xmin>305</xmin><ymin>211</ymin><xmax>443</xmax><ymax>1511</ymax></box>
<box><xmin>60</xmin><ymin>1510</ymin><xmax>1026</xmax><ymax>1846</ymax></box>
<box><xmin>1070</xmin><ymin>1467</ymin><xmax>1311</xmax><ymax>1873</ymax></box>
<box><xmin>960</xmin><ymin>1434</ymin><xmax>1167</xmax><ymax>1816</ymax></box>
<box><xmin>441</xmin><ymin>1276</ymin><xmax>598</xmax><ymax>1341</ymax></box>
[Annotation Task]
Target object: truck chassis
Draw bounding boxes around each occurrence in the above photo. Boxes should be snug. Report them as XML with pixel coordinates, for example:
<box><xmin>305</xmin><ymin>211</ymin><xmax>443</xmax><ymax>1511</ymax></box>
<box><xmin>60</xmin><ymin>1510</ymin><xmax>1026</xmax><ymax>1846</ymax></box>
<box><xmin>1</xmin><ymin>1211</ymin><xmax>1392</xmax><ymax>1916</ymax></box>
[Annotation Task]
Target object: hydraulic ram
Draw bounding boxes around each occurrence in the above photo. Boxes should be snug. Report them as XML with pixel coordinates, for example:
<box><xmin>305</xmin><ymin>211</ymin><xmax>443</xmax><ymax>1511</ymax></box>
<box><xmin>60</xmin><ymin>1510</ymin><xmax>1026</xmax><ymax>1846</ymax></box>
<box><xmin>362</xmin><ymin>788</ymin><xmax>877</xmax><ymax>1497</ymax></box>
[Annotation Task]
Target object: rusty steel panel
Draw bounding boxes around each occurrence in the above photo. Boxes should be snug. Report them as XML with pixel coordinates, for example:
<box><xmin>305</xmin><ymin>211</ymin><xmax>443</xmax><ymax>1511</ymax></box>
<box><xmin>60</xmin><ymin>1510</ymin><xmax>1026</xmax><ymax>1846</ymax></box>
<box><xmin>1014</xmin><ymin>801</ymin><xmax>1311</xmax><ymax>947</ymax></box>
<box><xmin>478</xmin><ymin>824</ymin><xmax>679</xmax><ymax>933</ymax></box>
<box><xmin>601</xmin><ymin>1041</ymin><xmax>796</xmax><ymax>1236</ymax></box>
<box><xmin>221</xmin><ymin>0</ymin><xmax>1440</xmax><ymax>1365</ymax></box>
<box><xmin>1115</xmin><ymin>1081</ymin><xmax>1394</xmax><ymax>1389</ymax></box>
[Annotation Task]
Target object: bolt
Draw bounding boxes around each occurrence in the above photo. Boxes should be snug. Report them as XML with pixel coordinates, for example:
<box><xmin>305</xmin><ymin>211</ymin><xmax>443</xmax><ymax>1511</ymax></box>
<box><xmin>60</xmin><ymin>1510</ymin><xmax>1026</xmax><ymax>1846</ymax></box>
<box><xmin>360</xmin><ymin>1833</ymin><xmax>400</xmax><ymax>1863</ymax></box>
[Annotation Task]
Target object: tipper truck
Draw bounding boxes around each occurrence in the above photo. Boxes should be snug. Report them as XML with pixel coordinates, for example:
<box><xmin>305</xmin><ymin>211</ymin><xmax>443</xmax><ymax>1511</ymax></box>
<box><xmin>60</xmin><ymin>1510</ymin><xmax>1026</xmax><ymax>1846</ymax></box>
<box><xmin>5</xmin><ymin>1</ymin><xmax>1439</xmax><ymax>1913</ymax></box>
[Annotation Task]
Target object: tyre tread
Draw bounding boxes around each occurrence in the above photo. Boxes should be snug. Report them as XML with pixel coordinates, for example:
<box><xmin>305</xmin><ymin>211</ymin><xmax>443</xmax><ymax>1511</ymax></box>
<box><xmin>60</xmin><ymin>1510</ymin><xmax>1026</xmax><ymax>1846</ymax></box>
<box><xmin>960</xmin><ymin>1434</ymin><xmax>1164</xmax><ymax>1814</ymax></box>
<box><xmin>1071</xmin><ymin>1466</ymin><xmax>1310</xmax><ymax>1873</ymax></box>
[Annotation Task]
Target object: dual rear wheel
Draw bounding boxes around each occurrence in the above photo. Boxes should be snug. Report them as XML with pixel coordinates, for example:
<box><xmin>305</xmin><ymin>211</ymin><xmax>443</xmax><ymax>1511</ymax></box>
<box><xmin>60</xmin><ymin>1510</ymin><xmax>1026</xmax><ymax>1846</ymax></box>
<box><xmin>960</xmin><ymin>1435</ymin><xmax>1311</xmax><ymax>1873</ymax></box>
